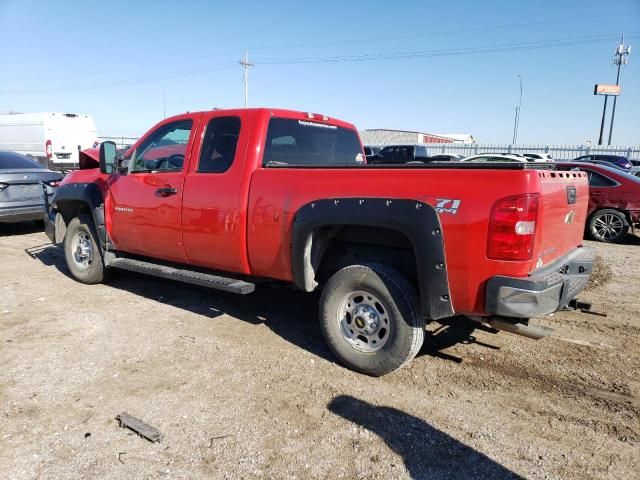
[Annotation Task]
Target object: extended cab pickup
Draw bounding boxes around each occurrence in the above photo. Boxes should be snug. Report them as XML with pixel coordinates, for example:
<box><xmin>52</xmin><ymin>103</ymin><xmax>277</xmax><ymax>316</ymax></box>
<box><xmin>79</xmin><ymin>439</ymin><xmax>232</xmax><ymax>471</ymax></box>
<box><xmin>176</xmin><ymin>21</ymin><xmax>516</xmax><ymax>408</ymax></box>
<box><xmin>45</xmin><ymin>108</ymin><xmax>595</xmax><ymax>376</ymax></box>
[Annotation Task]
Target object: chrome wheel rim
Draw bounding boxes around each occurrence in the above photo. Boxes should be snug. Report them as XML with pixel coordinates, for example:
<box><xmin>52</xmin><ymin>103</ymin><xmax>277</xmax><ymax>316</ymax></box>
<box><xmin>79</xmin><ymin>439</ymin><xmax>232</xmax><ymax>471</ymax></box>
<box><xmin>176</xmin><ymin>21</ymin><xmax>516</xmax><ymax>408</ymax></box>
<box><xmin>71</xmin><ymin>231</ymin><xmax>93</xmax><ymax>269</ymax></box>
<box><xmin>337</xmin><ymin>290</ymin><xmax>391</xmax><ymax>353</ymax></box>
<box><xmin>593</xmin><ymin>213</ymin><xmax>625</xmax><ymax>241</ymax></box>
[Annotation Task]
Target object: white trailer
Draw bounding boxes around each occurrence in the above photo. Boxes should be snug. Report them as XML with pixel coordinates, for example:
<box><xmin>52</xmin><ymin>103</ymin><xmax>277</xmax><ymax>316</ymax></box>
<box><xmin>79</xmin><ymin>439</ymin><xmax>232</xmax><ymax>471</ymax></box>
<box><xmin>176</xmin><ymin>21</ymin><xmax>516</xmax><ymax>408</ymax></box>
<box><xmin>0</xmin><ymin>112</ymin><xmax>97</xmax><ymax>170</ymax></box>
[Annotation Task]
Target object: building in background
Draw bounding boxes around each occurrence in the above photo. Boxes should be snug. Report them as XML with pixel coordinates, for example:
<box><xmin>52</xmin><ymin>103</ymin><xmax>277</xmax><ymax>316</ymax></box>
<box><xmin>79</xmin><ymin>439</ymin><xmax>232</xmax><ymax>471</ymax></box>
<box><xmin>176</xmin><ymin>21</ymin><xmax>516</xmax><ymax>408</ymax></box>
<box><xmin>433</xmin><ymin>133</ymin><xmax>476</xmax><ymax>144</ymax></box>
<box><xmin>359</xmin><ymin>129</ymin><xmax>475</xmax><ymax>145</ymax></box>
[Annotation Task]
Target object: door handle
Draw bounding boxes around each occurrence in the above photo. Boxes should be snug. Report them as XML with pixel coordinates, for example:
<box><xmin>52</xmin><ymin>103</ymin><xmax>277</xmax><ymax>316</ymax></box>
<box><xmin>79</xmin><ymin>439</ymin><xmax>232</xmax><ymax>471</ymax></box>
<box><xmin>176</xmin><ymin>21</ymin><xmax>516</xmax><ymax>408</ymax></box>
<box><xmin>156</xmin><ymin>187</ymin><xmax>177</xmax><ymax>197</ymax></box>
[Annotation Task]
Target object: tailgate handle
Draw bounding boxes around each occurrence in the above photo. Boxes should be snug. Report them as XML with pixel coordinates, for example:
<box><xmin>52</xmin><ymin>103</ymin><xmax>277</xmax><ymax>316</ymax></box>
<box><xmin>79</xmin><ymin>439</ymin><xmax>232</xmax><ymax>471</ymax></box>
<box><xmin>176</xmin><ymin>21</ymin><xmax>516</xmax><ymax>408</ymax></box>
<box><xmin>566</xmin><ymin>186</ymin><xmax>577</xmax><ymax>205</ymax></box>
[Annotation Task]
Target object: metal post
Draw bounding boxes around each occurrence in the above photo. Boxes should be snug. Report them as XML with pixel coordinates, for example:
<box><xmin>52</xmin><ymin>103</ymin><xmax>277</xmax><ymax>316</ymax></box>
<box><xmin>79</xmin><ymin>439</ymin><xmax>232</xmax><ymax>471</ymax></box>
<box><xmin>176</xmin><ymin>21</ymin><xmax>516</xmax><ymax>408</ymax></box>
<box><xmin>598</xmin><ymin>95</ymin><xmax>609</xmax><ymax>145</ymax></box>
<box><xmin>514</xmin><ymin>75</ymin><xmax>523</xmax><ymax>144</ymax></box>
<box><xmin>238</xmin><ymin>50</ymin><xmax>254</xmax><ymax>108</ymax></box>
<box><xmin>607</xmin><ymin>35</ymin><xmax>631</xmax><ymax>145</ymax></box>
<box><xmin>512</xmin><ymin>107</ymin><xmax>519</xmax><ymax>144</ymax></box>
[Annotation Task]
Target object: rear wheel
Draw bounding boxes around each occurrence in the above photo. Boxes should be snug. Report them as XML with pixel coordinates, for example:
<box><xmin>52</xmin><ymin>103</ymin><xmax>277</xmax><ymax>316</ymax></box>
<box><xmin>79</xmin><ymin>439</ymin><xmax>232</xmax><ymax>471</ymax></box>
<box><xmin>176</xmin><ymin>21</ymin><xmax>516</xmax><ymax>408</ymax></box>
<box><xmin>588</xmin><ymin>209</ymin><xmax>628</xmax><ymax>243</ymax></box>
<box><xmin>63</xmin><ymin>215</ymin><xmax>107</xmax><ymax>284</ymax></box>
<box><xmin>319</xmin><ymin>263</ymin><xmax>424</xmax><ymax>376</ymax></box>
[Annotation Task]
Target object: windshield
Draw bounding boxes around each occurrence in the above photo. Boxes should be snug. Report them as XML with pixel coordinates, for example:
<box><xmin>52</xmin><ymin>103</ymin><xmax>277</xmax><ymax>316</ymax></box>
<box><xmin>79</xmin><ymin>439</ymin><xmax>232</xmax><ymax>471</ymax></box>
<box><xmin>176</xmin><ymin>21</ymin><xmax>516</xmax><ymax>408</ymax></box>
<box><xmin>0</xmin><ymin>151</ymin><xmax>45</xmax><ymax>169</ymax></box>
<box><xmin>263</xmin><ymin>118</ymin><xmax>363</xmax><ymax>166</ymax></box>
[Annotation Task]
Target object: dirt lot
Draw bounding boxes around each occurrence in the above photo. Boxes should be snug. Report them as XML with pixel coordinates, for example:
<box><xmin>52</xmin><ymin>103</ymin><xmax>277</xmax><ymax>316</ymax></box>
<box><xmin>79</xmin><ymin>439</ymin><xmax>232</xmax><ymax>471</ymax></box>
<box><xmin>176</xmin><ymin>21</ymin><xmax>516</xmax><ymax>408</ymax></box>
<box><xmin>1</xmin><ymin>223</ymin><xmax>638</xmax><ymax>480</ymax></box>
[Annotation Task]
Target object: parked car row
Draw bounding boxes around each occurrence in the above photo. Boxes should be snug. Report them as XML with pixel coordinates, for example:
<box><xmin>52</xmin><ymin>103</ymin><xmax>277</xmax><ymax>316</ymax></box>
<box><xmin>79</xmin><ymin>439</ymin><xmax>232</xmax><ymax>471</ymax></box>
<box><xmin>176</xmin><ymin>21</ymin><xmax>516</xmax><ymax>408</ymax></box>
<box><xmin>365</xmin><ymin>145</ymin><xmax>638</xmax><ymax>174</ymax></box>
<box><xmin>0</xmin><ymin>151</ymin><xmax>63</xmax><ymax>224</ymax></box>
<box><xmin>363</xmin><ymin>145</ymin><xmax>640</xmax><ymax>243</ymax></box>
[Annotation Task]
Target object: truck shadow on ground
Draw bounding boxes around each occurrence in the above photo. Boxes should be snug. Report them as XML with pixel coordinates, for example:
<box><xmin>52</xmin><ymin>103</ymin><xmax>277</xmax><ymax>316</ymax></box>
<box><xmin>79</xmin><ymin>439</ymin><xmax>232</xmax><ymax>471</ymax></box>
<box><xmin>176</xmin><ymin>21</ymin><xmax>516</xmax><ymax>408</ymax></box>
<box><xmin>26</xmin><ymin>243</ymin><xmax>500</xmax><ymax>366</ymax></box>
<box><xmin>328</xmin><ymin>395</ymin><xmax>522</xmax><ymax>479</ymax></box>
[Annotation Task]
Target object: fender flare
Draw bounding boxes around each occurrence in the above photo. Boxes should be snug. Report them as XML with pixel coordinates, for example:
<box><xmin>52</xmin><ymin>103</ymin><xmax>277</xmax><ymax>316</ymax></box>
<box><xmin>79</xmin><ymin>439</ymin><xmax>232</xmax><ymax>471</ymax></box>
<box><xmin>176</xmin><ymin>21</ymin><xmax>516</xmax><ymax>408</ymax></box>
<box><xmin>51</xmin><ymin>182</ymin><xmax>107</xmax><ymax>246</ymax></box>
<box><xmin>291</xmin><ymin>198</ymin><xmax>454</xmax><ymax>320</ymax></box>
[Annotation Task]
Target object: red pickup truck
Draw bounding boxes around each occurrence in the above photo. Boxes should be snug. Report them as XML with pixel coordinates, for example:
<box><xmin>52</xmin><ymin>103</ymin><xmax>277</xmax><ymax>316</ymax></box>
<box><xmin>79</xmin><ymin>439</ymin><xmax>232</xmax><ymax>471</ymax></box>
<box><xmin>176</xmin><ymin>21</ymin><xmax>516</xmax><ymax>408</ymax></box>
<box><xmin>45</xmin><ymin>108</ymin><xmax>595</xmax><ymax>376</ymax></box>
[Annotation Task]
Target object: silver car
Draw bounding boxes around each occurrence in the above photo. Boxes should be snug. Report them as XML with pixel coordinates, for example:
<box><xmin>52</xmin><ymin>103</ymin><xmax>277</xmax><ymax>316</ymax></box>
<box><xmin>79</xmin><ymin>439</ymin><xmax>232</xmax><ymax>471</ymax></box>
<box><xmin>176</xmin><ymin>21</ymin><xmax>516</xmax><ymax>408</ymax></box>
<box><xmin>0</xmin><ymin>151</ymin><xmax>63</xmax><ymax>224</ymax></box>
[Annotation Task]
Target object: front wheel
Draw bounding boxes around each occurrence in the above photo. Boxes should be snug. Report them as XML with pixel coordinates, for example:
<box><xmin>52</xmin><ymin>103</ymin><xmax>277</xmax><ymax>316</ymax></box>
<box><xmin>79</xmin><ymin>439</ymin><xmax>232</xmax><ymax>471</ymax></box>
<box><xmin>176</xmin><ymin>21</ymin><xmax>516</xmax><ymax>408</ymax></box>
<box><xmin>319</xmin><ymin>263</ymin><xmax>424</xmax><ymax>376</ymax></box>
<box><xmin>588</xmin><ymin>209</ymin><xmax>628</xmax><ymax>243</ymax></box>
<box><xmin>63</xmin><ymin>215</ymin><xmax>107</xmax><ymax>284</ymax></box>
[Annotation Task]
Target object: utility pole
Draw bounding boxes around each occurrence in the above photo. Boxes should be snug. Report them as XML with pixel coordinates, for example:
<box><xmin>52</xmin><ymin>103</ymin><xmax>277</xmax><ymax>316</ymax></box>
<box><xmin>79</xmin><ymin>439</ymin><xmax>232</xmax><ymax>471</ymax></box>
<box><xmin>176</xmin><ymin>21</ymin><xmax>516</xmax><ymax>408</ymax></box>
<box><xmin>238</xmin><ymin>50</ymin><xmax>254</xmax><ymax>108</ymax></box>
<box><xmin>607</xmin><ymin>35</ymin><xmax>631</xmax><ymax>145</ymax></box>
<box><xmin>598</xmin><ymin>95</ymin><xmax>609</xmax><ymax>145</ymax></box>
<box><xmin>512</xmin><ymin>75</ymin><xmax>523</xmax><ymax>144</ymax></box>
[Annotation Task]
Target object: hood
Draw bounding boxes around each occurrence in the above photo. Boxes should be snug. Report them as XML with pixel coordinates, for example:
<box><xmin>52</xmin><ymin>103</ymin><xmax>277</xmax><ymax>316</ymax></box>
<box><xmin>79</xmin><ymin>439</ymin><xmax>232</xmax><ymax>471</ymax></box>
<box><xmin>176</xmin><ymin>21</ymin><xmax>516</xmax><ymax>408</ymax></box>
<box><xmin>79</xmin><ymin>148</ymin><xmax>99</xmax><ymax>169</ymax></box>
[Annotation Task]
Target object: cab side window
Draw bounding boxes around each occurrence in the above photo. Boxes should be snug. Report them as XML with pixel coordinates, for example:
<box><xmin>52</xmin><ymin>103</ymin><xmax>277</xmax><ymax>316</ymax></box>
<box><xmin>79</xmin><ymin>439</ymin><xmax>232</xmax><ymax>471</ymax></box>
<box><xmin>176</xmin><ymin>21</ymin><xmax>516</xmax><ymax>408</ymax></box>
<box><xmin>131</xmin><ymin>120</ymin><xmax>193</xmax><ymax>173</ymax></box>
<box><xmin>198</xmin><ymin>117</ymin><xmax>241</xmax><ymax>173</ymax></box>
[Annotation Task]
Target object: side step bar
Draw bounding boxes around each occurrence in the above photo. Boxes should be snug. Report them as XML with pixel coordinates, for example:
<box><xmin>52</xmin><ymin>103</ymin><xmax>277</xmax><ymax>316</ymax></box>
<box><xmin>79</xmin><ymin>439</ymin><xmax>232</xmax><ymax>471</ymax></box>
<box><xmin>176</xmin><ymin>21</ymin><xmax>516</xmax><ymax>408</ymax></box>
<box><xmin>467</xmin><ymin>315</ymin><xmax>555</xmax><ymax>340</ymax></box>
<box><xmin>104</xmin><ymin>252</ymin><xmax>255</xmax><ymax>295</ymax></box>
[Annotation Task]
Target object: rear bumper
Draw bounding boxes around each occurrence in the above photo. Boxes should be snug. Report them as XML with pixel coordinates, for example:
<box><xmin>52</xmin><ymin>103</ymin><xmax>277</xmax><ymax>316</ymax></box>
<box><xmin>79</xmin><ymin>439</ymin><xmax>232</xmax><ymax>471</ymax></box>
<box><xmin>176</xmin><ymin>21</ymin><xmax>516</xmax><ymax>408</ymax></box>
<box><xmin>486</xmin><ymin>246</ymin><xmax>596</xmax><ymax>318</ymax></box>
<box><xmin>44</xmin><ymin>204</ymin><xmax>56</xmax><ymax>242</ymax></box>
<box><xmin>48</xmin><ymin>162</ymin><xmax>79</xmax><ymax>171</ymax></box>
<box><xmin>0</xmin><ymin>205</ymin><xmax>45</xmax><ymax>223</ymax></box>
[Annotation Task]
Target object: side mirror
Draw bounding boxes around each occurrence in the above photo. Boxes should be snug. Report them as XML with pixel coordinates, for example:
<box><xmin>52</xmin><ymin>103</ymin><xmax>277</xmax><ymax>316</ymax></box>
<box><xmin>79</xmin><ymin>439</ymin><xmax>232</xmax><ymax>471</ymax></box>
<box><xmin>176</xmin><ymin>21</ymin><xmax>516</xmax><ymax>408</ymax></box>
<box><xmin>99</xmin><ymin>141</ymin><xmax>117</xmax><ymax>174</ymax></box>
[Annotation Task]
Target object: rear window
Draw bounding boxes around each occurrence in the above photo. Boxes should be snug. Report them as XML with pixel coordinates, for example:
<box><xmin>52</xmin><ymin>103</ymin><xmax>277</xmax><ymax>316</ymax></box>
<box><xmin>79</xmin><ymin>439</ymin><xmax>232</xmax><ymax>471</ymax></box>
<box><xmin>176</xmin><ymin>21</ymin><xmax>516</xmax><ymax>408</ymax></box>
<box><xmin>0</xmin><ymin>151</ymin><xmax>44</xmax><ymax>169</ymax></box>
<box><xmin>263</xmin><ymin>118</ymin><xmax>363</xmax><ymax>166</ymax></box>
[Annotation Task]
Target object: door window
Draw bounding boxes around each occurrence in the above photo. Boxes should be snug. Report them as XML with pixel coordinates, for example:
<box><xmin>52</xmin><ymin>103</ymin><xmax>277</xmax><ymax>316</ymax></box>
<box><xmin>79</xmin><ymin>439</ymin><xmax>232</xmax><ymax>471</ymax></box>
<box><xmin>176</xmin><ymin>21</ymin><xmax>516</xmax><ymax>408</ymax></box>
<box><xmin>130</xmin><ymin>120</ymin><xmax>193</xmax><ymax>173</ymax></box>
<box><xmin>585</xmin><ymin>170</ymin><xmax>616</xmax><ymax>187</ymax></box>
<box><xmin>197</xmin><ymin>117</ymin><xmax>241</xmax><ymax>173</ymax></box>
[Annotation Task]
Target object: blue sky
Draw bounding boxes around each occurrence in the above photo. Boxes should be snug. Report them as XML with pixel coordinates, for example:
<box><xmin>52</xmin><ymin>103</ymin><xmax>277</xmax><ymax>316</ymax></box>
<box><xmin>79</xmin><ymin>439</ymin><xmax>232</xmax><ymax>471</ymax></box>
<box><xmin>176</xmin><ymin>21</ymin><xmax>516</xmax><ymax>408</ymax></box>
<box><xmin>0</xmin><ymin>0</ymin><xmax>638</xmax><ymax>144</ymax></box>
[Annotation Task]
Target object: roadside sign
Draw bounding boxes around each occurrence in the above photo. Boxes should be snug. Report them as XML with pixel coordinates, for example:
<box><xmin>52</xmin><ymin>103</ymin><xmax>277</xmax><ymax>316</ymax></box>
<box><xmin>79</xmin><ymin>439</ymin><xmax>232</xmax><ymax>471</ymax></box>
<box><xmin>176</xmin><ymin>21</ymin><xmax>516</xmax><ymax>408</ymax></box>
<box><xmin>594</xmin><ymin>84</ymin><xmax>621</xmax><ymax>96</ymax></box>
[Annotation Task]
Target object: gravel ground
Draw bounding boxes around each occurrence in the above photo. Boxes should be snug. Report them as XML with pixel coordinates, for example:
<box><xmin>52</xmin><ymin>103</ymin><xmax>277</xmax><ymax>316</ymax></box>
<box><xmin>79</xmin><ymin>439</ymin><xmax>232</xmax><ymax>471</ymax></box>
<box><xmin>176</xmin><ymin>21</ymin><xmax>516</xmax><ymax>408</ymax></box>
<box><xmin>1</xmin><ymin>223</ymin><xmax>638</xmax><ymax>479</ymax></box>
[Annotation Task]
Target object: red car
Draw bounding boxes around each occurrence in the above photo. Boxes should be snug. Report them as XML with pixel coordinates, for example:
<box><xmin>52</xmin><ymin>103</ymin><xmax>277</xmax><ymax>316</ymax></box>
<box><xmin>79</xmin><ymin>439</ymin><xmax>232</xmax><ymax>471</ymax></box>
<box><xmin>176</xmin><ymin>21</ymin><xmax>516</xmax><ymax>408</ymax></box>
<box><xmin>44</xmin><ymin>108</ymin><xmax>595</xmax><ymax>376</ymax></box>
<box><xmin>556</xmin><ymin>162</ymin><xmax>640</xmax><ymax>243</ymax></box>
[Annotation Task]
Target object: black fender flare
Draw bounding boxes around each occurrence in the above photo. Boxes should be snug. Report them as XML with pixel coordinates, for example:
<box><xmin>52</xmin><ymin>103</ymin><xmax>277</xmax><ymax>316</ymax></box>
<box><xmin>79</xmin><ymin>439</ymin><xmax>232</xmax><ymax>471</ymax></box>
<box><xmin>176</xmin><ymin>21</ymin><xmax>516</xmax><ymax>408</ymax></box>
<box><xmin>291</xmin><ymin>198</ymin><xmax>454</xmax><ymax>320</ymax></box>
<box><xmin>51</xmin><ymin>182</ymin><xmax>107</xmax><ymax>246</ymax></box>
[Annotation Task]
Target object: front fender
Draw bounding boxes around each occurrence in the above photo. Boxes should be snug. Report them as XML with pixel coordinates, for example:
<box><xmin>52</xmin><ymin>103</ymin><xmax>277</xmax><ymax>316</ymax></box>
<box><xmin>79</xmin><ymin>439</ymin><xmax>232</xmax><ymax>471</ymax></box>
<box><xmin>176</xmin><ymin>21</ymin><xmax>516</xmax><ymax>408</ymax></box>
<box><xmin>51</xmin><ymin>182</ymin><xmax>106</xmax><ymax>246</ymax></box>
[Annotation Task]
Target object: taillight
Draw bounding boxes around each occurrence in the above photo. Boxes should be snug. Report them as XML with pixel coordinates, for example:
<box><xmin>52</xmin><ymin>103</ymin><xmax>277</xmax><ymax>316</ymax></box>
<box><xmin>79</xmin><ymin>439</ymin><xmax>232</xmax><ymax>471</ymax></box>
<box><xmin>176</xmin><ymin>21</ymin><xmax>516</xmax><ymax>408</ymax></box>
<box><xmin>45</xmin><ymin>179</ymin><xmax>62</xmax><ymax>188</ymax></box>
<box><xmin>45</xmin><ymin>140</ymin><xmax>52</xmax><ymax>159</ymax></box>
<box><xmin>487</xmin><ymin>193</ymin><xmax>539</xmax><ymax>261</ymax></box>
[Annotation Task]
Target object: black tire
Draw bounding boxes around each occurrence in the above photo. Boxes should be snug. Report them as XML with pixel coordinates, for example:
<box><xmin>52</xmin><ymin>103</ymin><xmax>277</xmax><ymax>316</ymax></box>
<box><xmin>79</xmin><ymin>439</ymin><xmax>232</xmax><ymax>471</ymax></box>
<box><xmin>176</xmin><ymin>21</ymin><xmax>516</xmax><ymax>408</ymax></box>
<box><xmin>588</xmin><ymin>209</ymin><xmax>629</xmax><ymax>243</ymax></box>
<box><xmin>63</xmin><ymin>215</ymin><xmax>107</xmax><ymax>284</ymax></box>
<box><xmin>319</xmin><ymin>263</ymin><xmax>424</xmax><ymax>376</ymax></box>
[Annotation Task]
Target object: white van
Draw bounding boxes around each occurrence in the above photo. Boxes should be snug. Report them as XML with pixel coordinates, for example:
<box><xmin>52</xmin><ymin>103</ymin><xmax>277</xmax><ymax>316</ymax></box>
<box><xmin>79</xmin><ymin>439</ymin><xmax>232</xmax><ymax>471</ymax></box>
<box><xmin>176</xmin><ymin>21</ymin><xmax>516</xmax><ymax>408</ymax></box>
<box><xmin>0</xmin><ymin>112</ymin><xmax>97</xmax><ymax>170</ymax></box>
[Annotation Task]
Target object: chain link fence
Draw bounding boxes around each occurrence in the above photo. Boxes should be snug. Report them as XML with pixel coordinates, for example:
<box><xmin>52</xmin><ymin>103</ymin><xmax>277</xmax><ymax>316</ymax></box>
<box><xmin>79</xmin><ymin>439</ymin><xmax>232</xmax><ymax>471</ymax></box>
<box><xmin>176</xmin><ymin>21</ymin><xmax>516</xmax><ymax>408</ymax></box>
<box><xmin>413</xmin><ymin>144</ymin><xmax>640</xmax><ymax>160</ymax></box>
<box><xmin>98</xmin><ymin>136</ymin><xmax>139</xmax><ymax>150</ymax></box>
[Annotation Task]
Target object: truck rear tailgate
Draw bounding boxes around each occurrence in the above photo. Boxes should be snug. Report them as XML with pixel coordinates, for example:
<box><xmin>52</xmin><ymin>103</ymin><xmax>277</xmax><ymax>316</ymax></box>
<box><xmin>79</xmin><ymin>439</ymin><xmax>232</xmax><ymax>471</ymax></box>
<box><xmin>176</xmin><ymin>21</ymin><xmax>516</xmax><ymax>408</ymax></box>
<box><xmin>532</xmin><ymin>169</ymin><xmax>589</xmax><ymax>270</ymax></box>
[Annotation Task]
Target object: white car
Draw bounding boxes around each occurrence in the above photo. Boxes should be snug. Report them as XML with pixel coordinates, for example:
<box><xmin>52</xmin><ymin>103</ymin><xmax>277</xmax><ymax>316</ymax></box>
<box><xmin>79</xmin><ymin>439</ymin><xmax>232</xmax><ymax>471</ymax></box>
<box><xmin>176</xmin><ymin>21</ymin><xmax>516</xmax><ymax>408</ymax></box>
<box><xmin>0</xmin><ymin>112</ymin><xmax>97</xmax><ymax>171</ymax></box>
<box><xmin>461</xmin><ymin>154</ymin><xmax>528</xmax><ymax>163</ymax></box>
<box><xmin>523</xmin><ymin>152</ymin><xmax>554</xmax><ymax>162</ymax></box>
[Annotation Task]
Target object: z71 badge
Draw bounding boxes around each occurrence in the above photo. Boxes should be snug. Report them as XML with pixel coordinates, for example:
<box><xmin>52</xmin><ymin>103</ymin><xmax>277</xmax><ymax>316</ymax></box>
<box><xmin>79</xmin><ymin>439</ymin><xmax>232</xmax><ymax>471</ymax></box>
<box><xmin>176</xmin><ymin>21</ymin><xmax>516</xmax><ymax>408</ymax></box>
<box><xmin>435</xmin><ymin>198</ymin><xmax>461</xmax><ymax>215</ymax></box>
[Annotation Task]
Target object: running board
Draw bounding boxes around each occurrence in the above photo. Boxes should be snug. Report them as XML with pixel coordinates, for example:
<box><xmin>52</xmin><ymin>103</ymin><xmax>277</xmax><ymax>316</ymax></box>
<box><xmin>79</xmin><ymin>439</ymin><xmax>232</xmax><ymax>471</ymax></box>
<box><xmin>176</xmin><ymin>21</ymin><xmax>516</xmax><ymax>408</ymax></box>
<box><xmin>467</xmin><ymin>315</ymin><xmax>555</xmax><ymax>340</ymax></box>
<box><xmin>104</xmin><ymin>252</ymin><xmax>255</xmax><ymax>295</ymax></box>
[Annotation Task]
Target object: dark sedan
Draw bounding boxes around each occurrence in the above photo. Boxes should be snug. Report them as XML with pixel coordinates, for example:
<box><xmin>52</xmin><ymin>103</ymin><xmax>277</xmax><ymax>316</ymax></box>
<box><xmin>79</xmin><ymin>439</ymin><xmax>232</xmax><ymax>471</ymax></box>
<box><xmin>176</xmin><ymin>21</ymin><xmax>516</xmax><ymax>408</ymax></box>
<box><xmin>573</xmin><ymin>154</ymin><xmax>632</xmax><ymax>171</ymax></box>
<box><xmin>556</xmin><ymin>161</ymin><xmax>640</xmax><ymax>243</ymax></box>
<box><xmin>0</xmin><ymin>151</ymin><xmax>63</xmax><ymax>224</ymax></box>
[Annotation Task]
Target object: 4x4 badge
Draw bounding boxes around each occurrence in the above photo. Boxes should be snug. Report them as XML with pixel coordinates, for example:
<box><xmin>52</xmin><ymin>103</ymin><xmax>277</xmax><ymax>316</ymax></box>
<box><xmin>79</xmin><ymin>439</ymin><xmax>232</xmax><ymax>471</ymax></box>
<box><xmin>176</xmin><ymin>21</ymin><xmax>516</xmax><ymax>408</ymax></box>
<box><xmin>435</xmin><ymin>198</ymin><xmax>461</xmax><ymax>215</ymax></box>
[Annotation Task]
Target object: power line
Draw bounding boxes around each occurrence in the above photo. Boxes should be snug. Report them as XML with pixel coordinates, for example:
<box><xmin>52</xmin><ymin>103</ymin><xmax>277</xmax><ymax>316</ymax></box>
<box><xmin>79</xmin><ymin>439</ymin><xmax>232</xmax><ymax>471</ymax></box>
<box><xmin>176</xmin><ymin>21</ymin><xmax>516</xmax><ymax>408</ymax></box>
<box><xmin>248</xmin><ymin>13</ymin><xmax>635</xmax><ymax>51</ymax></box>
<box><xmin>255</xmin><ymin>32</ymin><xmax>640</xmax><ymax>65</ymax></box>
<box><xmin>0</xmin><ymin>63</ymin><xmax>237</xmax><ymax>95</ymax></box>
<box><xmin>15</xmin><ymin>12</ymin><xmax>636</xmax><ymax>83</ymax></box>
<box><xmin>3</xmin><ymin>32</ymin><xmax>638</xmax><ymax>96</ymax></box>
